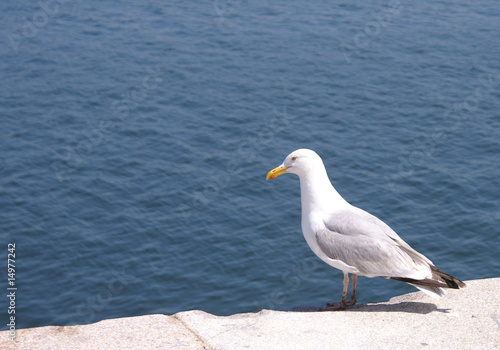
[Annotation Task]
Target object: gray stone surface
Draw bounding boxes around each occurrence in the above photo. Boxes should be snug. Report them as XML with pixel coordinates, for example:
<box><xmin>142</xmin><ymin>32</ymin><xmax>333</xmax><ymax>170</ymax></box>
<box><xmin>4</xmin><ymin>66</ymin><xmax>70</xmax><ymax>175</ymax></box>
<box><xmin>2</xmin><ymin>314</ymin><xmax>206</xmax><ymax>350</ymax></box>
<box><xmin>2</xmin><ymin>278</ymin><xmax>499</xmax><ymax>350</ymax></box>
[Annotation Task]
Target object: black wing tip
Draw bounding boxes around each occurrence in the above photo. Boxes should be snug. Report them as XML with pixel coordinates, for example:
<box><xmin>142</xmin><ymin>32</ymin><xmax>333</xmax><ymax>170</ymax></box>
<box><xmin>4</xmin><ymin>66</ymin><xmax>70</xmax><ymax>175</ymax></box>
<box><xmin>430</xmin><ymin>265</ymin><xmax>466</xmax><ymax>289</ymax></box>
<box><xmin>391</xmin><ymin>266</ymin><xmax>466</xmax><ymax>290</ymax></box>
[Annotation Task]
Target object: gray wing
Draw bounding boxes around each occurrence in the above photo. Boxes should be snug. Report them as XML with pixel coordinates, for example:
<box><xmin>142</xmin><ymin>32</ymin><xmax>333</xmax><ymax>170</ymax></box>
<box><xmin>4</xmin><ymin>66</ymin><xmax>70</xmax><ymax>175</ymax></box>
<box><xmin>316</xmin><ymin>207</ymin><xmax>432</xmax><ymax>277</ymax></box>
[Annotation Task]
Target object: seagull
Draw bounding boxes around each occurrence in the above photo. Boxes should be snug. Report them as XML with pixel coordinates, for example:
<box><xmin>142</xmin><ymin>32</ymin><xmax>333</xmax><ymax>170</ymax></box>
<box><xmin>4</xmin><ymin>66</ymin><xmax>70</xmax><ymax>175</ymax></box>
<box><xmin>266</xmin><ymin>149</ymin><xmax>465</xmax><ymax>310</ymax></box>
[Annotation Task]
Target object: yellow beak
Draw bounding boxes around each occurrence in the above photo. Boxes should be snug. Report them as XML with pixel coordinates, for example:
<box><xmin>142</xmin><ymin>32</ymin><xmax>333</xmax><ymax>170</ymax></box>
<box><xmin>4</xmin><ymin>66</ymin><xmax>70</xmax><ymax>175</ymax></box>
<box><xmin>266</xmin><ymin>165</ymin><xmax>290</xmax><ymax>180</ymax></box>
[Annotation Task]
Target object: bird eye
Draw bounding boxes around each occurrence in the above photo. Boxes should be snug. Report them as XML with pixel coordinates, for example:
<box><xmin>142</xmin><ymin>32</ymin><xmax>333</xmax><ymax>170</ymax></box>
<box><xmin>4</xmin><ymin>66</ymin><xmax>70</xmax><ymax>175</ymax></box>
<box><xmin>291</xmin><ymin>156</ymin><xmax>297</xmax><ymax>161</ymax></box>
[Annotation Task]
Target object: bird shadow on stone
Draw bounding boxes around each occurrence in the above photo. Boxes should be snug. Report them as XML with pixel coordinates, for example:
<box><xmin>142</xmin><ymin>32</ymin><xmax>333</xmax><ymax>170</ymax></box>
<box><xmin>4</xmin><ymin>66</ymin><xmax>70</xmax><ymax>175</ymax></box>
<box><xmin>290</xmin><ymin>302</ymin><xmax>450</xmax><ymax>314</ymax></box>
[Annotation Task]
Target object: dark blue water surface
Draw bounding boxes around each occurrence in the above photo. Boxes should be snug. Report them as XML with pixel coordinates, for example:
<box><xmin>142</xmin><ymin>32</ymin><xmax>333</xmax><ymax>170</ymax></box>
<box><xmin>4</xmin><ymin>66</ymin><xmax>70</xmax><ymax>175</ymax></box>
<box><xmin>1</xmin><ymin>0</ymin><xmax>499</xmax><ymax>329</ymax></box>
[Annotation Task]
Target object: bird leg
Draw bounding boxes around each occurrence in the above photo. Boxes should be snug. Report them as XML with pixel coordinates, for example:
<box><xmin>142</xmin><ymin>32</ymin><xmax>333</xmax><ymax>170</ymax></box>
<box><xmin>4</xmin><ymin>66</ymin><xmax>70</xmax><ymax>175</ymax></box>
<box><xmin>348</xmin><ymin>274</ymin><xmax>357</xmax><ymax>306</ymax></box>
<box><xmin>321</xmin><ymin>272</ymin><xmax>357</xmax><ymax>311</ymax></box>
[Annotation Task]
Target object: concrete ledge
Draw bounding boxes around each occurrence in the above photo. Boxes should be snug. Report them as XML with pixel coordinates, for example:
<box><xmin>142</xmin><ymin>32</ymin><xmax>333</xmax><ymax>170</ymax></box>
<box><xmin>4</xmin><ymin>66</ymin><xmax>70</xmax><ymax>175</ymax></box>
<box><xmin>3</xmin><ymin>278</ymin><xmax>499</xmax><ymax>349</ymax></box>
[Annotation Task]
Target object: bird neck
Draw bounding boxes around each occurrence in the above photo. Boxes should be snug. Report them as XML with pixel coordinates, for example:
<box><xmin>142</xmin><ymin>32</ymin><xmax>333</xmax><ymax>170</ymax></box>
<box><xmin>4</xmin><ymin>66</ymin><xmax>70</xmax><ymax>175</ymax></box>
<box><xmin>299</xmin><ymin>168</ymin><xmax>348</xmax><ymax>216</ymax></box>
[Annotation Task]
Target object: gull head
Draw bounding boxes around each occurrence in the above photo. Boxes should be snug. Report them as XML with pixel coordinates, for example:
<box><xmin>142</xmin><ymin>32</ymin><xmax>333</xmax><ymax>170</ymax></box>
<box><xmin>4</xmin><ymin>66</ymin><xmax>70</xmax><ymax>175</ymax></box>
<box><xmin>266</xmin><ymin>149</ymin><xmax>323</xmax><ymax>180</ymax></box>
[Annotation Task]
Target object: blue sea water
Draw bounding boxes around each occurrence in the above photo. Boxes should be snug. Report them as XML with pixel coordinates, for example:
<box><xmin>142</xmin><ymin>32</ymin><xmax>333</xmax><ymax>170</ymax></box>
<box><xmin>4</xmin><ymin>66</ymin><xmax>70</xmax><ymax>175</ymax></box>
<box><xmin>1</xmin><ymin>0</ymin><xmax>499</xmax><ymax>329</ymax></box>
